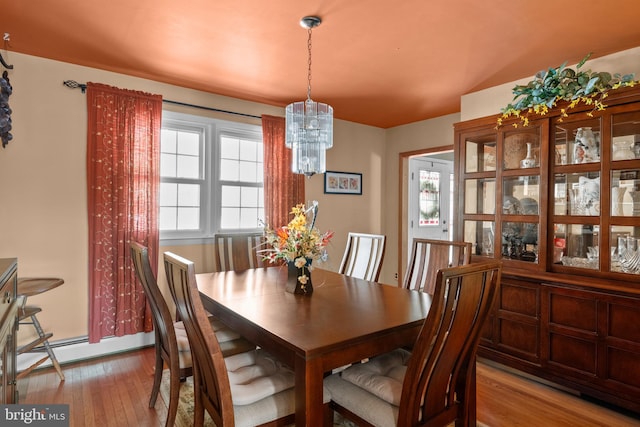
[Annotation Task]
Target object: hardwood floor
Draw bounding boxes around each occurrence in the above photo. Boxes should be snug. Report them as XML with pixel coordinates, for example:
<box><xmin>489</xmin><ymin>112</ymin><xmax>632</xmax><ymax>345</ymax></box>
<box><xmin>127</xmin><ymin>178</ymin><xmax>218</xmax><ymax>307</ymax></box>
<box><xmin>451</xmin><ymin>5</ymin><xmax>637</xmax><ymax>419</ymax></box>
<box><xmin>18</xmin><ymin>347</ymin><xmax>640</xmax><ymax>427</ymax></box>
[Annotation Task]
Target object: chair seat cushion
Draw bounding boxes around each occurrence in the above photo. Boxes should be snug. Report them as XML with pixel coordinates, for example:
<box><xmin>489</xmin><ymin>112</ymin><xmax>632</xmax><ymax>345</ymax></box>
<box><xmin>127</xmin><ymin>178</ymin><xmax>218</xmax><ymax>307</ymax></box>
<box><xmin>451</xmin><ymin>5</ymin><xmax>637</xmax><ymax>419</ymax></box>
<box><xmin>339</xmin><ymin>348</ymin><xmax>411</xmax><ymax>406</ymax></box>
<box><xmin>324</xmin><ymin>373</ymin><xmax>397</xmax><ymax>427</ymax></box>
<box><xmin>229</xmin><ymin>349</ymin><xmax>331</xmax><ymax>427</ymax></box>
<box><xmin>224</xmin><ymin>349</ymin><xmax>295</xmax><ymax>406</ymax></box>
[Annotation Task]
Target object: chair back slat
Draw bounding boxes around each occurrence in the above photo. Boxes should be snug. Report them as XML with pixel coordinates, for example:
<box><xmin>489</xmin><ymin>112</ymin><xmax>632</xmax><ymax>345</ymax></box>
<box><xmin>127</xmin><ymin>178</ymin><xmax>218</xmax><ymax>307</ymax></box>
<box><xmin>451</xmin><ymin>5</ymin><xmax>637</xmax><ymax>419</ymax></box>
<box><xmin>339</xmin><ymin>232</ymin><xmax>386</xmax><ymax>281</ymax></box>
<box><xmin>164</xmin><ymin>252</ymin><xmax>234</xmax><ymax>427</ymax></box>
<box><xmin>213</xmin><ymin>233</ymin><xmax>265</xmax><ymax>272</ymax></box>
<box><xmin>402</xmin><ymin>238</ymin><xmax>472</xmax><ymax>294</ymax></box>
<box><xmin>398</xmin><ymin>261</ymin><xmax>502</xmax><ymax>426</ymax></box>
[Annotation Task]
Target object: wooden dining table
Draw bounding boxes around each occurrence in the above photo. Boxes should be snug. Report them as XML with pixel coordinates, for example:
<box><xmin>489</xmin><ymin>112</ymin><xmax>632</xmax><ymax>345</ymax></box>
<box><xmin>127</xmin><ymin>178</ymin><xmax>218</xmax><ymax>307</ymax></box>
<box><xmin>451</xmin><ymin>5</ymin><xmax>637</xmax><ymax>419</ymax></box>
<box><xmin>196</xmin><ymin>266</ymin><xmax>431</xmax><ymax>426</ymax></box>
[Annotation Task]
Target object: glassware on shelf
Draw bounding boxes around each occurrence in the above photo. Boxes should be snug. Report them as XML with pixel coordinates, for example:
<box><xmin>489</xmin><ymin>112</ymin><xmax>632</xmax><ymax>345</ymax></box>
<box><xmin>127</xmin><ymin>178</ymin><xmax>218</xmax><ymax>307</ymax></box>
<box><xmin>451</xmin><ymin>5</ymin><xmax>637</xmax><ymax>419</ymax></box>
<box><xmin>617</xmin><ymin>236</ymin><xmax>640</xmax><ymax>274</ymax></box>
<box><xmin>612</xmin><ymin>139</ymin><xmax>636</xmax><ymax>160</ymax></box>
<box><xmin>575</xmin><ymin>176</ymin><xmax>600</xmax><ymax>215</ymax></box>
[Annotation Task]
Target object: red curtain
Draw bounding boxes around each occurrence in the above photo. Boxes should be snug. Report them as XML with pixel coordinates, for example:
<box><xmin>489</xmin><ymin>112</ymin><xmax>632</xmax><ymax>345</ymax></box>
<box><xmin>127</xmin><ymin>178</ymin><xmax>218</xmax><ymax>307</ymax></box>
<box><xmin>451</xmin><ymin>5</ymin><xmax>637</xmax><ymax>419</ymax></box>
<box><xmin>262</xmin><ymin>115</ymin><xmax>305</xmax><ymax>228</ymax></box>
<box><xmin>86</xmin><ymin>83</ymin><xmax>162</xmax><ymax>343</ymax></box>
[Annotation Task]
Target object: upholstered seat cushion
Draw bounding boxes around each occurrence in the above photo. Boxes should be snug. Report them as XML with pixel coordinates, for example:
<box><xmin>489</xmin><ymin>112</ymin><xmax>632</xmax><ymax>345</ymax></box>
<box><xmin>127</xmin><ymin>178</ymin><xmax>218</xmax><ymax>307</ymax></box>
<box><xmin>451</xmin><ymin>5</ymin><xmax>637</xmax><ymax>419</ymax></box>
<box><xmin>224</xmin><ymin>349</ymin><xmax>295</xmax><ymax>406</ymax></box>
<box><xmin>324</xmin><ymin>374</ymin><xmax>397</xmax><ymax>427</ymax></box>
<box><xmin>339</xmin><ymin>348</ymin><xmax>411</xmax><ymax>406</ymax></box>
<box><xmin>223</xmin><ymin>349</ymin><xmax>330</xmax><ymax>426</ymax></box>
<box><xmin>324</xmin><ymin>348</ymin><xmax>412</xmax><ymax>427</ymax></box>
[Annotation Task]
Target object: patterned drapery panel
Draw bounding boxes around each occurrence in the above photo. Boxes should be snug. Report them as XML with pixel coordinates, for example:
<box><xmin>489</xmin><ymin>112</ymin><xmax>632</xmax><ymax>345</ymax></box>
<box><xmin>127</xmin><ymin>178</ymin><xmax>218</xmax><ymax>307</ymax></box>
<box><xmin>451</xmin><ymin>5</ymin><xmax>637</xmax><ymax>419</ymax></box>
<box><xmin>86</xmin><ymin>82</ymin><xmax>162</xmax><ymax>343</ymax></box>
<box><xmin>262</xmin><ymin>115</ymin><xmax>305</xmax><ymax>228</ymax></box>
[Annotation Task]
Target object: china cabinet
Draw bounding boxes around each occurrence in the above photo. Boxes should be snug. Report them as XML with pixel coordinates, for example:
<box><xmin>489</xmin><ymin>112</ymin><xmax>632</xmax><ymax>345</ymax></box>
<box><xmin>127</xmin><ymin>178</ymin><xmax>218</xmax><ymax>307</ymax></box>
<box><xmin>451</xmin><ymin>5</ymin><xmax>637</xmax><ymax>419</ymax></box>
<box><xmin>454</xmin><ymin>85</ymin><xmax>640</xmax><ymax>413</ymax></box>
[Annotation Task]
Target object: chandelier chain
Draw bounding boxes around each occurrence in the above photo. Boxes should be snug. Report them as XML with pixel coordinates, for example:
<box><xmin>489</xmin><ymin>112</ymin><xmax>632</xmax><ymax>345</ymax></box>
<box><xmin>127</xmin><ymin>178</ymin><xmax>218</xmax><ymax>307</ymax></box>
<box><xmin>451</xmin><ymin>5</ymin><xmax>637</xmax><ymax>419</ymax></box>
<box><xmin>307</xmin><ymin>27</ymin><xmax>313</xmax><ymax>101</ymax></box>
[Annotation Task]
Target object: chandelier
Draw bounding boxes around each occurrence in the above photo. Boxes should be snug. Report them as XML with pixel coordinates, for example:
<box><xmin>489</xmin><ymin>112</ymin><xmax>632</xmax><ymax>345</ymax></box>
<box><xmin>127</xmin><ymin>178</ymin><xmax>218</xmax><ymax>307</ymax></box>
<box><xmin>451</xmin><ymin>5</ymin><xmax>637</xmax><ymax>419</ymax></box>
<box><xmin>285</xmin><ymin>16</ymin><xmax>333</xmax><ymax>177</ymax></box>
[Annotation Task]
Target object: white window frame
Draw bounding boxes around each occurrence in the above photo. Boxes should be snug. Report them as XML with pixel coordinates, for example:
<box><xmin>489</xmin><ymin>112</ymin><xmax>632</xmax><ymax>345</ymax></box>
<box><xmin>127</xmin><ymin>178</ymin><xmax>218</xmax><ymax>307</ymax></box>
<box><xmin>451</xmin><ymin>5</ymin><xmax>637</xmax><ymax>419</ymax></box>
<box><xmin>160</xmin><ymin>110</ymin><xmax>263</xmax><ymax>244</ymax></box>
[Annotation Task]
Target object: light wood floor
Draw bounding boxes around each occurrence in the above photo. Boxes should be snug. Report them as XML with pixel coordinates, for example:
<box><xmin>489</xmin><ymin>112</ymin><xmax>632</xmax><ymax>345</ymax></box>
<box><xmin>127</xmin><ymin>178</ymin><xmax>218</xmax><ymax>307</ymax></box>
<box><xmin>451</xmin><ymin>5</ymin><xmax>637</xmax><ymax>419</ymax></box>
<box><xmin>18</xmin><ymin>347</ymin><xmax>640</xmax><ymax>427</ymax></box>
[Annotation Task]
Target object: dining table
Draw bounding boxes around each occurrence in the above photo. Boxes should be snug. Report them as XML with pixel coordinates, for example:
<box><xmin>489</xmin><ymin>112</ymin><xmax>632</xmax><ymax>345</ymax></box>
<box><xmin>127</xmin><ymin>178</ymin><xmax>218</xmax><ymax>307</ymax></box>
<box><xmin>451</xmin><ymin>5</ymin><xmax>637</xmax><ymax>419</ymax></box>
<box><xmin>196</xmin><ymin>266</ymin><xmax>432</xmax><ymax>427</ymax></box>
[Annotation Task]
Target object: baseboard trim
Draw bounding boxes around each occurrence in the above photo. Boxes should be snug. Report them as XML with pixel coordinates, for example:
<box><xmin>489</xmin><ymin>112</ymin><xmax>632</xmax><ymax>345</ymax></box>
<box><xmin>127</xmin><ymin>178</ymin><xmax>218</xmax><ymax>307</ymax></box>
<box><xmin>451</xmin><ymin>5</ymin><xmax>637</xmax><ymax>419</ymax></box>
<box><xmin>17</xmin><ymin>332</ymin><xmax>155</xmax><ymax>372</ymax></box>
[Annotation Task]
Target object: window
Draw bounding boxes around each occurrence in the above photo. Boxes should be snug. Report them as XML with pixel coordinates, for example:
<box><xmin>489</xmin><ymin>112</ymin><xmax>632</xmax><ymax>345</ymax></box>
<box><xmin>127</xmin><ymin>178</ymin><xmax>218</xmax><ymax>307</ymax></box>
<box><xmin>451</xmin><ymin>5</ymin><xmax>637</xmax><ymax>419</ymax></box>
<box><xmin>160</xmin><ymin>111</ymin><xmax>263</xmax><ymax>241</ymax></box>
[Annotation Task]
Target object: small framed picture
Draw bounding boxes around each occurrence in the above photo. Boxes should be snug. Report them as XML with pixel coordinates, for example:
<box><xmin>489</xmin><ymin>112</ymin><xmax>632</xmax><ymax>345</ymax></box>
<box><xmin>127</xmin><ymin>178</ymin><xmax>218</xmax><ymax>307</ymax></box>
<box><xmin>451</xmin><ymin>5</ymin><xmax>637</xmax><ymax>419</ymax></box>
<box><xmin>324</xmin><ymin>171</ymin><xmax>362</xmax><ymax>195</ymax></box>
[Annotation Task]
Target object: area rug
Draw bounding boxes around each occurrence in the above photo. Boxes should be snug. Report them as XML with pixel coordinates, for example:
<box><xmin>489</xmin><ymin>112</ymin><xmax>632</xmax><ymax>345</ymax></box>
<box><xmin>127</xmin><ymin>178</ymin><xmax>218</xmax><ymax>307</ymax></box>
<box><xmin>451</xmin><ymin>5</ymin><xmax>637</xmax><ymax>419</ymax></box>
<box><xmin>159</xmin><ymin>370</ymin><xmax>490</xmax><ymax>427</ymax></box>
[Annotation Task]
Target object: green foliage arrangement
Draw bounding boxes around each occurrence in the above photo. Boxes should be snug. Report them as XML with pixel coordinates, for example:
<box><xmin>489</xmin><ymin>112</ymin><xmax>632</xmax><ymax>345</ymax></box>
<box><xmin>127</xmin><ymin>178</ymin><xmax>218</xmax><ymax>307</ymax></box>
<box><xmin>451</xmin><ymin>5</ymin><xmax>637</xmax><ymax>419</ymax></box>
<box><xmin>498</xmin><ymin>53</ymin><xmax>637</xmax><ymax>128</ymax></box>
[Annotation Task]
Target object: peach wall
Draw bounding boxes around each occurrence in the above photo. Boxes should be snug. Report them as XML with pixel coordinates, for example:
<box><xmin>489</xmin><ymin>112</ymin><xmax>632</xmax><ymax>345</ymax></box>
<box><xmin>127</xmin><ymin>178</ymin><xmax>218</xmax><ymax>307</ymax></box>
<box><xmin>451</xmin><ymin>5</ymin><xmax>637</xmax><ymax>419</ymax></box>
<box><xmin>381</xmin><ymin>114</ymin><xmax>460</xmax><ymax>285</ymax></box>
<box><xmin>0</xmin><ymin>52</ymin><xmax>385</xmax><ymax>346</ymax></box>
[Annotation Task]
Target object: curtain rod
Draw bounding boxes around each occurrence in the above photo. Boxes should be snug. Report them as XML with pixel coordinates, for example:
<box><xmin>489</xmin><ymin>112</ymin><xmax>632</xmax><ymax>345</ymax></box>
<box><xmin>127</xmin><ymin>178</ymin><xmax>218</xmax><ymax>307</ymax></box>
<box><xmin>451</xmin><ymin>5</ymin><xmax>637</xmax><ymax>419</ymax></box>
<box><xmin>62</xmin><ymin>80</ymin><xmax>262</xmax><ymax>120</ymax></box>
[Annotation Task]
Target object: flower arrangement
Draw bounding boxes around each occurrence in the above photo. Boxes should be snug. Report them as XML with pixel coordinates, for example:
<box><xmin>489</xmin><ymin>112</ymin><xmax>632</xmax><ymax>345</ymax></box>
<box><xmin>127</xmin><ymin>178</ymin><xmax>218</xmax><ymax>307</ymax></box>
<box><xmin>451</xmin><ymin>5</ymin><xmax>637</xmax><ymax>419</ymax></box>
<box><xmin>497</xmin><ymin>53</ymin><xmax>637</xmax><ymax>128</ymax></box>
<box><xmin>262</xmin><ymin>202</ymin><xmax>334</xmax><ymax>287</ymax></box>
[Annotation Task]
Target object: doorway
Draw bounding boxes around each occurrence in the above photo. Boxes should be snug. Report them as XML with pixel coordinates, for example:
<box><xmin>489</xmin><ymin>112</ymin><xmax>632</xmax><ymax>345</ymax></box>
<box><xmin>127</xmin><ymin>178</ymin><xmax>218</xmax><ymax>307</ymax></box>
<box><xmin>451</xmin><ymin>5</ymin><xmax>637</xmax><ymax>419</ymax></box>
<box><xmin>396</xmin><ymin>145</ymin><xmax>455</xmax><ymax>283</ymax></box>
<box><xmin>407</xmin><ymin>152</ymin><xmax>454</xmax><ymax>260</ymax></box>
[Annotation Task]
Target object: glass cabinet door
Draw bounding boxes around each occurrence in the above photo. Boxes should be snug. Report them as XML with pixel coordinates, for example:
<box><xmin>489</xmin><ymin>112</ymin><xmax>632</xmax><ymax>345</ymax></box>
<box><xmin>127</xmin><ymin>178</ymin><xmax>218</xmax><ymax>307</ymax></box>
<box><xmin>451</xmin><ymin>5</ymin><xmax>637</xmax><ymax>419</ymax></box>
<box><xmin>609</xmin><ymin>110</ymin><xmax>640</xmax><ymax>274</ymax></box>
<box><xmin>551</xmin><ymin>118</ymin><xmax>602</xmax><ymax>272</ymax></box>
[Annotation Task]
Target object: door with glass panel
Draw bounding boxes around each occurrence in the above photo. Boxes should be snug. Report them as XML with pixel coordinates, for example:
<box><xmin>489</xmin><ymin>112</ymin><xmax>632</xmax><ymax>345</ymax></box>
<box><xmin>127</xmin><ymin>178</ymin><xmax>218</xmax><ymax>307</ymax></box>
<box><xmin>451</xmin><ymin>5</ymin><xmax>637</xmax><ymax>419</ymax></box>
<box><xmin>408</xmin><ymin>157</ymin><xmax>453</xmax><ymax>247</ymax></box>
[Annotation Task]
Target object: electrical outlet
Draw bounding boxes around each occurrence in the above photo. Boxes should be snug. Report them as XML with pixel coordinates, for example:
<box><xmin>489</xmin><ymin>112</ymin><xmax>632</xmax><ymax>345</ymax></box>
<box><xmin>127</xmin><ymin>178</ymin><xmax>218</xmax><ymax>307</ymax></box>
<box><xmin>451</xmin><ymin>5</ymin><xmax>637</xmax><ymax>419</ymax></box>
<box><xmin>394</xmin><ymin>273</ymin><xmax>398</xmax><ymax>279</ymax></box>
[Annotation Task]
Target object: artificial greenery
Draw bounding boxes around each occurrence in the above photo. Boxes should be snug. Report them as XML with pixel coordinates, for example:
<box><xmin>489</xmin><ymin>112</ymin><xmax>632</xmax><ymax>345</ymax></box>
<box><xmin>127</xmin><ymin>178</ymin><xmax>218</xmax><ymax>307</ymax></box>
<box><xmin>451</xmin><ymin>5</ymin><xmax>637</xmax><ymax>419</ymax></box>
<box><xmin>498</xmin><ymin>53</ymin><xmax>637</xmax><ymax>127</ymax></box>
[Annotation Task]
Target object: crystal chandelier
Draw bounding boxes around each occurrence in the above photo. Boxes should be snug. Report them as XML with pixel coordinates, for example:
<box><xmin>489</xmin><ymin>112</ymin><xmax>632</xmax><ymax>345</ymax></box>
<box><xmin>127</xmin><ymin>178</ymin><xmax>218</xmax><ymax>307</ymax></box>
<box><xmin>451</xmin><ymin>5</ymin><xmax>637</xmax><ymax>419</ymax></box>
<box><xmin>285</xmin><ymin>16</ymin><xmax>333</xmax><ymax>177</ymax></box>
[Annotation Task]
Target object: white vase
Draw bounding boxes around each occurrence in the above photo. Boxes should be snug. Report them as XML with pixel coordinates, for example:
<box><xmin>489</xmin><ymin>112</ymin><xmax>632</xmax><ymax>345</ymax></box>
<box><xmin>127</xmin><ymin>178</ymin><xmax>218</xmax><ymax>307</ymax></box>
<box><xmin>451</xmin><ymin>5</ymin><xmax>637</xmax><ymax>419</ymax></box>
<box><xmin>612</xmin><ymin>186</ymin><xmax>627</xmax><ymax>216</ymax></box>
<box><xmin>612</xmin><ymin>140</ymin><xmax>635</xmax><ymax>160</ymax></box>
<box><xmin>520</xmin><ymin>142</ymin><xmax>537</xmax><ymax>168</ymax></box>
<box><xmin>574</xmin><ymin>127</ymin><xmax>599</xmax><ymax>163</ymax></box>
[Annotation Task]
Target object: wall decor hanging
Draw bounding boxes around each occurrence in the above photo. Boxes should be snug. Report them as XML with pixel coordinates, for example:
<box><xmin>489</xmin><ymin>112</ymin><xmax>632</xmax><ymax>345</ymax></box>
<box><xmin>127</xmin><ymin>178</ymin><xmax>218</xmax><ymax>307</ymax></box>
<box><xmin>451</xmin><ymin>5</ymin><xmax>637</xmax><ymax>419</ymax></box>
<box><xmin>0</xmin><ymin>33</ymin><xmax>13</xmax><ymax>148</ymax></box>
<box><xmin>324</xmin><ymin>171</ymin><xmax>362</xmax><ymax>195</ymax></box>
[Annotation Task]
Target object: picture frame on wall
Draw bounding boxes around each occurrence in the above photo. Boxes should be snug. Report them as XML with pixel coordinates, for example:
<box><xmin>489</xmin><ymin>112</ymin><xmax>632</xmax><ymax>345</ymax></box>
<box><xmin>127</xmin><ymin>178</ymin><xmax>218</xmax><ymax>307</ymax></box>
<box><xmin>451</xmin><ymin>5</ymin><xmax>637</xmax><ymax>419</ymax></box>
<box><xmin>324</xmin><ymin>171</ymin><xmax>362</xmax><ymax>195</ymax></box>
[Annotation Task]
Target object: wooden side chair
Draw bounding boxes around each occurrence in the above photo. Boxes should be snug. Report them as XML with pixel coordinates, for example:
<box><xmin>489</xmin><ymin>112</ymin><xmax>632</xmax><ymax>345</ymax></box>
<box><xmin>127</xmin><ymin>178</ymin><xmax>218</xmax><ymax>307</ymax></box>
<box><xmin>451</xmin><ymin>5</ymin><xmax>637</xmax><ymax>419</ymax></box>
<box><xmin>403</xmin><ymin>238</ymin><xmax>472</xmax><ymax>294</ymax></box>
<box><xmin>131</xmin><ymin>243</ymin><xmax>256</xmax><ymax>427</ymax></box>
<box><xmin>213</xmin><ymin>233</ymin><xmax>265</xmax><ymax>272</ymax></box>
<box><xmin>130</xmin><ymin>242</ymin><xmax>192</xmax><ymax>427</ymax></box>
<box><xmin>324</xmin><ymin>261</ymin><xmax>502</xmax><ymax>427</ymax></box>
<box><xmin>338</xmin><ymin>232</ymin><xmax>386</xmax><ymax>282</ymax></box>
<box><xmin>163</xmin><ymin>251</ymin><xmax>298</xmax><ymax>427</ymax></box>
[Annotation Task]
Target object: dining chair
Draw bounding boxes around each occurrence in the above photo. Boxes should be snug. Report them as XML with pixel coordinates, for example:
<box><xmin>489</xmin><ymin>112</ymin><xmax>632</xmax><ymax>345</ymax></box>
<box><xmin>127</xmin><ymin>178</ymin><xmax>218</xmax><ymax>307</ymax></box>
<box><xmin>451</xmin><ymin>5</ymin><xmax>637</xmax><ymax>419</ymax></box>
<box><xmin>338</xmin><ymin>232</ymin><xmax>386</xmax><ymax>282</ymax></box>
<box><xmin>402</xmin><ymin>238</ymin><xmax>472</xmax><ymax>294</ymax></box>
<box><xmin>213</xmin><ymin>233</ymin><xmax>265</xmax><ymax>272</ymax></box>
<box><xmin>131</xmin><ymin>243</ymin><xmax>256</xmax><ymax>427</ymax></box>
<box><xmin>324</xmin><ymin>261</ymin><xmax>502</xmax><ymax>427</ymax></box>
<box><xmin>163</xmin><ymin>251</ymin><xmax>298</xmax><ymax>427</ymax></box>
<box><xmin>130</xmin><ymin>242</ymin><xmax>193</xmax><ymax>427</ymax></box>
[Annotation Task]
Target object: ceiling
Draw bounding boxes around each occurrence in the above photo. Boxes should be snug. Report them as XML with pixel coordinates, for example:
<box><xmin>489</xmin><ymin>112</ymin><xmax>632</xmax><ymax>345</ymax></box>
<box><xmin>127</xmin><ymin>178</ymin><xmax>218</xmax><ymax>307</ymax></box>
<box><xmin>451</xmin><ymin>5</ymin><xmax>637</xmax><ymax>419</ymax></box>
<box><xmin>2</xmin><ymin>0</ymin><xmax>640</xmax><ymax>128</ymax></box>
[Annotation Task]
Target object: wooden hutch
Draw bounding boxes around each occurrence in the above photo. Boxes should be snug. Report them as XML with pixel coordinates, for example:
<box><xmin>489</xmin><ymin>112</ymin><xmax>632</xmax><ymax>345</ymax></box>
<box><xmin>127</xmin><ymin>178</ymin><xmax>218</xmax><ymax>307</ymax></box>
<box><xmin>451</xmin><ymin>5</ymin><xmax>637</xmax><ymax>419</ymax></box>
<box><xmin>454</xmin><ymin>85</ymin><xmax>640</xmax><ymax>413</ymax></box>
